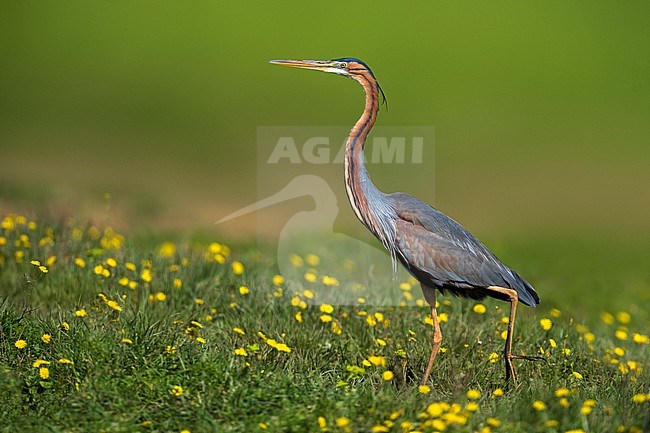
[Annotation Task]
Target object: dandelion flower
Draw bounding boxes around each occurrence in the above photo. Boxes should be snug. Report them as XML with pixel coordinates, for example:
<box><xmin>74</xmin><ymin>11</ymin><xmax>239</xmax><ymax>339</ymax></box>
<box><xmin>492</xmin><ymin>388</ymin><xmax>504</xmax><ymax>397</ymax></box>
<box><xmin>532</xmin><ymin>401</ymin><xmax>546</xmax><ymax>411</ymax></box>
<box><xmin>539</xmin><ymin>318</ymin><xmax>553</xmax><ymax>331</ymax></box>
<box><xmin>305</xmin><ymin>254</ymin><xmax>320</xmax><ymax>266</ymax></box>
<box><xmin>466</xmin><ymin>389</ymin><xmax>481</xmax><ymax>399</ymax></box>
<box><xmin>294</xmin><ymin>312</ymin><xmax>302</xmax><ymax>323</ymax></box>
<box><xmin>319</xmin><ymin>304</ymin><xmax>334</xmax><ymax>314</ymax></box>
<box><xmin>465</xmin><ymin>402</ymin><xmax>479</xmax><ymax>412</ymax></box>
<box><xmin>382</xmin><ymin>371</ymin><xmax>394</xmax><ymax>381</ymax></box>
<box><xmin>376</xmin><ymin>338</ymin><xmax>387</xmax><ymax>346</ymax></box>
<box><xmin>33</xmin><ymin>360</ymin><xmax>50</xmax><ymax>368</ymax></box>
<box><xmin>572</xmin><ymin>371</ymin><xmax>583</xmax><ymax>380</ymax></box>
<box><xmin>584</xmin><ymin>332</ymin><xmax>595</xmax><ymax>344</ymax></box>
<box><xmin>234</xmin><ymin>347</ymin><xmax>248</xmax><ymax>356</ymax></box>
<box><xmin>600</xmin><ymin>312</ymin><xmax>614</xmax><ymax>324</ymax></box>
<box><xmin>320</xmin><ymin>314</ymin><xmax>333</xmax><ymax>323</ymax></box>
<box><xmin>106</xmin><ymin>257</ymin><xmax>117</xmax><ymax>268</ymax></box>
<box><xmin>488</xmin><ymin>352</ymin><xmax>499</xmax><ymax>363</ymax></box>
<box><xmin>39</xmin><ymin>367</ymin><xmax>49</xmax><ymax>379</ymax></box>
<box><xmin>614</xmin><ymin>330</ymin><xmax>628</xmax><ymax>340</ymax></box>
<box><xmin>418</xmin><ymin>385</ymin><xmax>431</xmax><ymax>394</ymax></box>
<box><xmin>41</xmin><ymin>334</ymin><xmax>51</xmax><ymax>344</ymax></box>
<box><xmin>122</xmin><ymin>338</ymin><xmax>133</xmax><ymax>344</ymax></box>
<box><xmin>486</xmin><ymin>418</ymin><xmax>500</xmax><ymax>427</ymax></box>
<box><xmin>239</xmin><ymin>285</ymin><xmax>250</xmax><ymax>295</ymax></box>
<box><xmin>304</xmin><ymin>272</ymin><xmax>317</xmax><ymax>283</ymax></box>
<box><xmin>368</xmin><ymin>355</ymin><xmax>386</xmax><ymax>367</ymax></box>
<box><xmin>141</xmin><ymin>268</ymin><xmax>152</xmax><ymax>283</ymax></box>
<box><xmin>107</xmin><ymin>300</ymin><xmax>122</xmax><ymax>312</ymax></box>
<box><xmin>632</xmin><ymin>333</ymin><xmax>649</xmax><ymax>344</ymax></box>
<box><xmin>232</xmin><ymin>261</ymin><xmax>244</xmax><ymax>275</ymax></box>
<box><xmin>335</xmin><ymin>418</ymin><xmax>350</xmax><ymax>428</ymax></box>
<box><xmin>272</xmin><ymin>275</ymin><xmax>284</xmax><ymax>286</ymax></box>
<box><xmin>473</xmin><ymin>304</ymin><xmax>486</xmax><ymax>314</ymax></box>
<box><xmin>75</xmin><ymin>309</ymin><xmax>87</xmax><ymax>317</ymax></box>
<box><xmin>171</xmin><ymin>385</ymin><xmax>183</xmax><ymax>396</ymax></box>
<box><xmin>15</xmin><ymin>339</ymin><xmax>27</xmax><ymax>349</ymax></box>
<box><xmin>631</xmin><ymin>394</ymin><xmax>647</xmax><ymax>403</ymax></box>
<box><xmin>555</xmin><ymin>388</ymin><xmax>569</xmax><ymax>397</ymax></box>
<box><xmin>196</xmin><ymin>337</ymin><xmax>206</xmax><ymax>344</ymax></box>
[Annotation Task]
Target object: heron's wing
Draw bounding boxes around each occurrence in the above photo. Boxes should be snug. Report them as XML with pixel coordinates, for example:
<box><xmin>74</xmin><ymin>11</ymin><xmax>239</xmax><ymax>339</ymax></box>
<box><xmin>388</xmin><ymin>192</ymin><xmax>540</xmax><ymax>306</ymax></box>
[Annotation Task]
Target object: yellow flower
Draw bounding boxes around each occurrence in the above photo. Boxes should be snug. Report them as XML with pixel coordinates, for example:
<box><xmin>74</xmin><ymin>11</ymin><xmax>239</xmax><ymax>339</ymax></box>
<box><xmin>41</xmin><ymin>334</ymin><xmax>51</xmax><ymax>344</ymax></box>
<box><xmin>233</xmin><ymin>327</ymin><xmax>245</xmax><ymax>335</ymax></box>
<box><xmin>335</xmin><ymin>418</ymin><xmax>350</xmax><ymax>428</ymax></box>
<box><xmin>125</xmin><ymin>262</ymin><xmax>137</xmax><ymax>271</ymax></box>
<box><xmin>486</xmin><ymin>418</ymin><xmax>500</xmax><ymax>427</ymax></box>
<box><xmin>33</xmin><ymin>360</ymin><xmax>50</xmax><ymax>368</ymax></box>
<box><xmin>319</xmin><ymin>304</ymin><xmax>334</xmax><ymax>314</ymax></box>
<box><xmin>173</xmin><ymin>278</ymin><xmax>182</xmax><ymax>289</ymax></box>
<box><xmin>171</xmin><ymin>385</ymin><xmax>183</xmax><ymax>396</ymax></box>
<box><xmin>15</xmin><ymin>339</ymin><xmax>27</xmax><ymax>349</ymax></box>
<box><xmin>317</xmin><ymin>417</ymin><xmax>327</xmax><ymax>430</ymax></box>
<box><xmin>572</xmin><ymin>371</ymin><xmax>583</xmax><ymax>380</ymax></box>
<box><xmin>106</xmin><ymin>257</ymin><xmax>117</xmax><ymax>268</ymax></box>
<box><xmin>259</xmin><ymin>423</ymin><xmax>268</xmax><ymax>430</ymax></box>
<box><xmin>294</xmin><ymin>312</ymin><xmax>303</xmax><ymax>323</ymax></box>
<box><xmin>196</xmin><ymin>337</ymin><xmax>206</xmax><ymax>344</ymax></box>
<box><xmin>614</xmin><ymin>347</ymin><xmax>625</xmax><ymax>357</ymax></box>
<box><xmin>615</xmin><ymin>330</ymin><xmax>628</xmax><ymax>340</ymax></box>
<box><xmin>616</xmin><ymin>311</ymin><xmax>631</xmax><ymax>324</ymax></box>
<box><xmin>631</xmin><ymin>393</ymin><xmax>647</xmax><ymax>403</ymax></box>
<box><xmin>584</xmin><ymin>332</ymin><xmax>596</xmax><ymax>344</ymax></box>
<box><xmin>368</xmin><ymin>355</ymin><xmax>386</xmax><ymax>366</ymax></box>
<box><xmin>58</xmin><ymin>358</ymin><xmax>74</xmax><ymax>365</ymax></box>
<box><xmin>563</xmin><ymin>348</ymin><xmax>571</xmax><ymax>356</ymax></box>
<box><xmin>75</xmin><ymin>309</ymin><xmax>87</xmax><ymax>317</ymax></box>
<box><xmin>488</xmin><ymin>352</ymin><xmax>499</xmax><ymax>363</ymax></box>
<box><xmin>532</xmin><ymin>400</ymin><xmax>546</xmax><ymax>411</ymax></box>
<box><xmin>39</xmin><ymin>266</ymin><xmax>48</xmax><ymax>273</ymax></box>
<box><xmin>305</xmin><ymin>254</ymin><xmax>320</xmax><ymax>266</ymax></box>
<box><xmin>303</xmin><ymin>289</ymin><xmax>315</xmax><ymax>299</ymax></box>
<box><xmin>545</xmin><ymin>420</ymin><xmax>559</xmax><ymax>427</ymax></box>
<box><xmin>31</xmin><ymin>260</ymin><xmax>41</xmax><ymax>266</ymax></box>
<box><xmin>418</xmin><ymin>385</ymin><xmax>431</xmax><ymax>394</ymax></box>
<box><xmin>376</xmin><ymin>338</ymin><xmax>387</xmax><ymax>346</ymax></box>
<box><xmin>559</xmin><ymin>397</ymin><xmax>570</xmax><ymax>408</ymax></box>
<box><xmin>320</xmin><ymin>314</ymin><xmax>332</xmax><ymax>323</ymax></box>
<box><xmin>39</xmin><ymin>367</ymin><xmax>50</xmax><ymax>379</ymax></box>
<box><xmin>632</xmin><ymin>333</ymin><xmax>649</xmax><ymax>344</ymax></box>
<box><xmin>555</xmin><ymin>387</ymin><xmax>570</xmax><ymax>397</ymax></box>
<box><xmin>158</xmin><ymin>242</ymin><xmax>176</xmax><ymax>258</ymax></box>
<box><xmin>122</xmin><ymin>338</ymin><xmax>133</xmax><ymax>344</ymax></box>
<box><xmin>371</xmin><ymin>426</ymin><xmax>389</xmax><ymax>433</ymax></box>
<box><xmin>107</xmin><ymin>300</ymin><xmax>122</xmax><ymax>312</ymax></box>
<box><xmin>239</xmin><ymin>285</ymin><xmax>250</xmax><ymax>295</ymax></box>
<box><xmin>382</xmin><ymin>371</ymin><xmax>394</xmax><ymax>381</ymax></box>
<box><xmin>61</xmin><ymin>322</ymin><xmax>70</xmax><ymax>331</ymax></box>
<box><xmin>580</xmin><ymin>405</ymin><xmax>593</xmax><ymax>415</ymax></box>
<box><xmin>492</xmin><ymin>388</ymin><xmax>504</xmax><ymax>397</ymax></box>
<box><xmin>466</xmin><ymin>389</ymin><xmax>481</xmax><ymax>399</ymax></box>
<box><xmin>232</xmin><ymin>261</ymin><xmax>244</xmax><ymax>275</ymax></box>
<box><xmin>141</xmin><ymin>268</ymin><xmax>152</xmax><ymax>283</ymax></box>
<box><xmin>304</xmin><ymin>272</ymin><xmax>317</xmax><ymax>283</ymax></box>
<box><xmin>600</xmin><ymin>312</ymin><xmax>614</xmax><ymax>324</ymax></box>
<box><xmin>473</xmin><ymin>304</ymin><xmax>486</xmax><ymax>314</ymax></box>
<box><xmin>550</xmin><ymin>308</ymin><xmax>561</xmax><ymax>317</ymax></box>
<box><xmin>465</xmin><ymin>401</ymin><xmax>479</xmax><ymax>412</ymax></box>
<box><xmin>234</xmin><ymin>348</ymin><xmax>248</xmax><ymax>356</ymax></box>
<box><xmin>549</xmin><ymin>338</ymin><xmax>557</xmax><ymax>348</ymax></box>
<box><xmin>539</xmin><ymin>318</ymin><xmax>553</xmax><ymax>331</ymax></box>
<box><xmin>322</xmin><ymin>276</ymin><xmax>339</xmax><ymax>286</ymax></box>
<box><xmin>289</xmin><ymin>254</ymin><xmax>304</xmax><ymax>267</ymax></box>
<box><xmin>272</xmin><ymin>275</ymin><xmax>284</xmax><ymax>286</ymax></box>
<box><xmin>155</xmin><ymin>292</ymin><xmax>167</xmax><ymax>301</ymax></box>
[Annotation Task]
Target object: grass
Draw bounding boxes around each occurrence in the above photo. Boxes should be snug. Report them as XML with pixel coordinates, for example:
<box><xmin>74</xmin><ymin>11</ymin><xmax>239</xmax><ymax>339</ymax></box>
<box><xmin>0</xmin><ymin>212</ymin><xmax>648</xmax><ymax>433</ymax></box>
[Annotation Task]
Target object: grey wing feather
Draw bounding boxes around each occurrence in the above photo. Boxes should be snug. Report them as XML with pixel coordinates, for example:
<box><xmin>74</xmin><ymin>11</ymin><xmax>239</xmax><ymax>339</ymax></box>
<box><xmin>387</xmin><ymin>192</ymin><xmax>540</xmax><ymax>307</ymax></box>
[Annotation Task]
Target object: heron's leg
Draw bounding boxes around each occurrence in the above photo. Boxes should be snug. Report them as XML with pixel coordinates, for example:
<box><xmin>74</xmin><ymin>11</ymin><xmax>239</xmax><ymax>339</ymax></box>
<box><xmin>486</xmin><ymin>286</ymin><xmax>546</xmax><ymax>384</ymax></box>
<box><xmin>421</xmin><ymin>285</ymin><xmax>442</xmax><ymax>385</ymax></box>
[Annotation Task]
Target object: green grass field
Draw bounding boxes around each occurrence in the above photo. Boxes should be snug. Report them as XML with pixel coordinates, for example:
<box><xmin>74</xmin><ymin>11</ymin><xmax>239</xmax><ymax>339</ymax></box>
<box><xmin>0</xmin><ymin>212</ymin><xmax>648</xmax><ymax>433</ymax></box>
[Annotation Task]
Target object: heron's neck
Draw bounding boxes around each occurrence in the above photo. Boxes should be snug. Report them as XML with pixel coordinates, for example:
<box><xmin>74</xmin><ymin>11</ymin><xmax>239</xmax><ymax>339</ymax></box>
<box><xmin>344</xmin><ymin>77</ymin><xmax>385</xmax><ymax>233</ymax></box>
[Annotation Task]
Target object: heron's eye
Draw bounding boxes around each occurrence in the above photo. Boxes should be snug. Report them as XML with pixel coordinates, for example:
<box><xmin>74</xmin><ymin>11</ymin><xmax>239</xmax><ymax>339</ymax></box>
<box><xmin>339</xmin><ymin>62</ymin><xmax>347</xmax><ymax>69</ymax></box>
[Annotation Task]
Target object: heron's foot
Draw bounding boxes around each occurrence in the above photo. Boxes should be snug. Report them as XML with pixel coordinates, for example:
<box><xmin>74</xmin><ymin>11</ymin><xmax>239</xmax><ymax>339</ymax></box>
<box><xmin>504</xmin><ymin>358</ymin><xmax>518</xmax><ymax>384</ymax></box>
<box><xmin>508</xmin><ymin>354</ymin><xmax>548</xmax><ymax>363</ymax></box>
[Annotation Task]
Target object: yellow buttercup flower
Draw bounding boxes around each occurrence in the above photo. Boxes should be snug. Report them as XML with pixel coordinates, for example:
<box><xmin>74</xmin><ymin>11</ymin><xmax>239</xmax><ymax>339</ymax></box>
<box><xmin>539</xmin><ymin>318</ymin><xmax>553</xmax><ymax>331</ymax></box>
<box><xmin>15</xmin><ymin>339</ymin><xmax>27</xmax><ymax>349</ymax></box>
<box><xmin>473</xmin><ymin>304</ymin><xmax>486</xmax><ymax>314</ymax></box>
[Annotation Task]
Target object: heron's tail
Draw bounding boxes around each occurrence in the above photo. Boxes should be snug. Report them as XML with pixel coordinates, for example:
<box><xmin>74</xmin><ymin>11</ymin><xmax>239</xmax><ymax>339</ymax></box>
<box><xmin>511</xmin><ymin>271</ymin><xmax>540</xmax><ymax>307</ymax></box>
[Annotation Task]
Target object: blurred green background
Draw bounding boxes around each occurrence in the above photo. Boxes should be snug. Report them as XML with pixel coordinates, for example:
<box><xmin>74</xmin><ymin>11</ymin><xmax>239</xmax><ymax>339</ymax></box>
<box><xmin>1</xmin><ymin>2</ymin><xmax>649</xmax><ymax>248</ymax></box>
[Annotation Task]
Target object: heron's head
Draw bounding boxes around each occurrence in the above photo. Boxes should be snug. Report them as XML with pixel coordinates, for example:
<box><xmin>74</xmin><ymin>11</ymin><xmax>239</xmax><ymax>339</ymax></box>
<box><xmin>270</xmin><ymin>57</ymin><xmax>387</xmax><ymax>106</ymax></box>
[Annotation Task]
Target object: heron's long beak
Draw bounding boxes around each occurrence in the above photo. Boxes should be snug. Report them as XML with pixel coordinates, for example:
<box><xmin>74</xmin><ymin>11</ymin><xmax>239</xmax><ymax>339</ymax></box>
<box><xmin>270</xmin><ymin>59</ymin><xmax>346</xmax><ymax>75</ymax></box>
